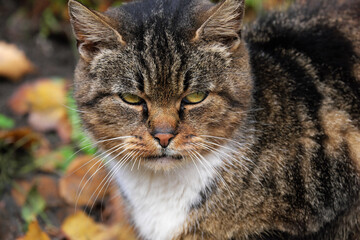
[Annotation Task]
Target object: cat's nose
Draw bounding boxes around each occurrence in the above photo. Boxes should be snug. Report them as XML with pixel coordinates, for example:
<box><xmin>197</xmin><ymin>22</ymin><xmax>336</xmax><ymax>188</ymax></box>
<box><xmin>154</xmin><ymin>133</ymin><xmax>175</xmax><ymax>148</ymax></box>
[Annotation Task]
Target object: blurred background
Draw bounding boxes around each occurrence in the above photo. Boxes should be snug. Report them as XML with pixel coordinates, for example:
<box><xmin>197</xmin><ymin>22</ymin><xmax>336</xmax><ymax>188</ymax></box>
<box><xmin>0</xmin><ymin>0</ymin><xmax>292</xmax><ymax>239</ymax></box>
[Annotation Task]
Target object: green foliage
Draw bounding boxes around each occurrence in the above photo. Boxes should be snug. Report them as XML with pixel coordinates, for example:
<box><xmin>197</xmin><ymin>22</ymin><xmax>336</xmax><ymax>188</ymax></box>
<box><xmin>0</xmin><ymin>114</ymin><xmax>15</xmax><ymax>129</ymax></box>
<box><xmin>57</xmin><ymin>146</ymin><xmax>77</xmax><ymax>171</ymax></box>
<box><xmin>67</xmin><ymin>90</ymin><xmax>97</xmax><ymax>155</ymax></box>
<box><xmin>16</xmin><ymin>0</ymin><xmax>122</xmax><ymax>39</ymax></box>
<box><xmin>40</xmin><ymin>6</ymin><xmax>62</xmax><ymax>38</ymax></box>
<box><xmin>20</xmin><ymin>185</ymin><xmax>47</xmax><ymax>226</ymax></box>
<box><xmin>245</xmin><ymin>0</ymin><xmax>264</xmax><ymax>12</ymax></box>
<box><xmin>35</xmin><ymin>145</ymin><xmax>76</xmax><ymax>172</ymax></box>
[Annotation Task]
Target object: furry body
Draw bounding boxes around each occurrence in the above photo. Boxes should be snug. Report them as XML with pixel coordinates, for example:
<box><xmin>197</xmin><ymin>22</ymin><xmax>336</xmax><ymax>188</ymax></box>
<box><xmin>69</xmin><ymin>0</ymin><xmax>360</xmax><ymax>239</ymax></box>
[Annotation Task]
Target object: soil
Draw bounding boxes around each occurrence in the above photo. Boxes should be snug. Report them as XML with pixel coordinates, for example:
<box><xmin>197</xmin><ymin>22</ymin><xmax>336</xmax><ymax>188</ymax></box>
<box><xmin>0</xmin><ymin>0</ymin><xmax>77</xmax><ymax>127</ymax></box>
<box><xmin>0</xmin><ymin>1</ymin><xmax>78</xmax><ymax>239</ymax></box>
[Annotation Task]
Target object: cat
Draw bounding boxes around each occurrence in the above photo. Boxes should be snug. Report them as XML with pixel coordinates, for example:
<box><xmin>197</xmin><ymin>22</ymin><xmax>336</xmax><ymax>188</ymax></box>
<box><xmin>68</xmin><ymin>0</ymin><xmax>360</xmax><ymax>239</ymax></box>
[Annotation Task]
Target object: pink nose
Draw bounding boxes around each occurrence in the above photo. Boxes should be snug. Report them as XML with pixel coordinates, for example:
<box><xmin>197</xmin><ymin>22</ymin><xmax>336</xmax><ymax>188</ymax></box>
<box><xmin>154</xmin><ymin>133</ymin><xmax>174</xmax><ymax>148</ymax></box>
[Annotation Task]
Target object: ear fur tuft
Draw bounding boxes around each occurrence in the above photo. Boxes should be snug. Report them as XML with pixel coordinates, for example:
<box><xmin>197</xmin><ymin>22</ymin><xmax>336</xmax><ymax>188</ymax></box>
<box><xmin>193</xmin><ymin>0</ymin><xmax>245</xmax><ymax>50</ymax></box>
<box><xmin>68</xmin><ymin>0</ymin><xmax>125</xmax><ymax>60</ymax></box>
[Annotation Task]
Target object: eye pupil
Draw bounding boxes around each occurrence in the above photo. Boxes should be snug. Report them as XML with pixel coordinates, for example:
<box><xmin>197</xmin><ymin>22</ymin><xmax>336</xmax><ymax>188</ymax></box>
<box><xmin>121</xmin><ymin>93</ymin><xmax>142</xmax><ymax>105</ymax></box>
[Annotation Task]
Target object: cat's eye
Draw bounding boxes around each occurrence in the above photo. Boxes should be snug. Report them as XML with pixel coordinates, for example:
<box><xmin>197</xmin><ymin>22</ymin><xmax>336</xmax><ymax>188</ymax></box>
<box><xmin>120</xmin><ymin>93</ymin><xmax>143</xmax><ymax>105</ymax></box>
<box><xmin>183</xmin><ymin>92</ymin><xmax>207</xmax><ymax>104</ymax></box>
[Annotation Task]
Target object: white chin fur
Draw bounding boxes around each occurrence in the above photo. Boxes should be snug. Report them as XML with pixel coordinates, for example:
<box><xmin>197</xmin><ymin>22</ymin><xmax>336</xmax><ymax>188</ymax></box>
<box><xmin>142</xmin><ymin>157</ymin><xmax>182</xmax><ymax>172</ymax></box>
<box><xmin>108</xmin><ymin>153</ymin><xmax>224</xmax><ymax>240</ymax></box>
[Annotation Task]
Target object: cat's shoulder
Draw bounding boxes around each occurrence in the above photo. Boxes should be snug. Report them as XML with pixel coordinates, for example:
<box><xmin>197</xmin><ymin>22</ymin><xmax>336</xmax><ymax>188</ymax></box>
<box><xmin>244</xmin><ymin>0</ymin><xmax>360</xmax><ymax>68</ymax></box>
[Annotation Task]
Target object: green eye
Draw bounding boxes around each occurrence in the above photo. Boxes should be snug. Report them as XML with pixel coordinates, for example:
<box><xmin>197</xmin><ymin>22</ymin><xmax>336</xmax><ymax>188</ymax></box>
<box><xmin>183</xmin><ymin>92</ymin><xmax>207</xmax><ymax>104</ymax></box>
<box><xmin>121</xmin><ymin>93</ymin><xmax>143</xmax><ymax>105</ymax></box>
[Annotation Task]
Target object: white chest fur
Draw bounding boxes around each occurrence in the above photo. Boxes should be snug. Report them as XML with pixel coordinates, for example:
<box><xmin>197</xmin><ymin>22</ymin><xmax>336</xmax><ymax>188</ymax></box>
<box><xmin>109</xmin><ymin>155</ymin><xmax>223</xmax><ymax>240</ymax></box>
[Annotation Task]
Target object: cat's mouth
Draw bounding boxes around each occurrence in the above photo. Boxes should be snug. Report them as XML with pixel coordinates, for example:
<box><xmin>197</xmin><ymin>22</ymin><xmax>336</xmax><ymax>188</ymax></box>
<box><xmin>142</xmin><ymin>154</ymin><xmax>184</xmax><ymax>171</ymax></box>
<box><xmin>145</xmin><ymin>154</ymin><xmax>183</xmax><ymax>161</ymax></box>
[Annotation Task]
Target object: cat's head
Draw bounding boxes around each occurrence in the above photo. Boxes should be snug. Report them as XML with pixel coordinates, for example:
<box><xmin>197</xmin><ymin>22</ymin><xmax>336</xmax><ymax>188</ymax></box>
<box><xmin>69</xmin><ymin>0</ymin><xmax>253</xmax><ymax>171</ymax></box>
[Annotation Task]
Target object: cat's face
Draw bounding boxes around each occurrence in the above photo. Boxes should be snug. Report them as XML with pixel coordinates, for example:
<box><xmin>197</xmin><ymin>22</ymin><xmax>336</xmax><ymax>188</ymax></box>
<box><xmin>69</xmin><ymin>0</ymin><xmax>252</xmax><ymax>171</ymax></box>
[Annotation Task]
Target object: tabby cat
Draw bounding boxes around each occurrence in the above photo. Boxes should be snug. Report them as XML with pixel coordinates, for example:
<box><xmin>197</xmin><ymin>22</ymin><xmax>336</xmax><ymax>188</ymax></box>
<box><xmin>68</xmin><ymin>0</ymin><xmax>360</xmax><ymax>239</ymax></box>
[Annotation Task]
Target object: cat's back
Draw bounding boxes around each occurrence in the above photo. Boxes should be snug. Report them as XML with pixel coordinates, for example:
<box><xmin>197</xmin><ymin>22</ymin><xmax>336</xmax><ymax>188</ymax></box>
<box><xmin>238</xmin><ymin>1</ymin><xmax>360</xmax><ymax>239</ymax></box>
<box><xmin>245</xmin><ymin>0</ymin><xmax>360</xmax><ymax>73</ymax></box>
<box><xmin>245</xmin><ymin>0</ymin><xmax>360</xmax><ymax>126</ymax></box>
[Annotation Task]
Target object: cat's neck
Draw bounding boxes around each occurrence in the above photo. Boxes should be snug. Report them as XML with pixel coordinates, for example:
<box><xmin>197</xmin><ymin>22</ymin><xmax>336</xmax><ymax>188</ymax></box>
<box><xmin>109</xmin><ymin>153</ymin><xmax>224</xmax><ymax>240</ymax></box>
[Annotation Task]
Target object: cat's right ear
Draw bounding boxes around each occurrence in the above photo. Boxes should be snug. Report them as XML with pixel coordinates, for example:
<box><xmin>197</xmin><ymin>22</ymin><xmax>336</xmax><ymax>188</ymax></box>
<box><xmin>68</xmin><ymin>0</ymin><xmax>125</xmax><ymax>61</ymax></box>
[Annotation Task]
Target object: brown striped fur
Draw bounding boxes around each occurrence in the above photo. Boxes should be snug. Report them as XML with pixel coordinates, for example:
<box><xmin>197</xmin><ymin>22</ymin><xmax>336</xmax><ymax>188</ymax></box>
<box><xmin>69</xmin><ymin>0</ymin><xmax>360</xmax><ymax>239</ymax></box>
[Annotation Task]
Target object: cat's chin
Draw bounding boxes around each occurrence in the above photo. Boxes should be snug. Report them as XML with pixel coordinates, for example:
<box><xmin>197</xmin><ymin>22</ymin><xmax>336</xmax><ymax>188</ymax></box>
<box><xmin>142</xmin><ymin>155</ymin><xmax>184</xmax><ymax>171</ymax></box>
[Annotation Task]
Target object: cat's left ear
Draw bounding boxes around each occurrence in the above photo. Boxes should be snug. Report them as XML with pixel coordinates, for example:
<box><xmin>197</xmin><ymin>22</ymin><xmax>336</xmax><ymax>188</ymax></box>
<box><xmin>192</xmin><ymin>0</ymin><xmax>245</xmax><ymax>51</ymax></box>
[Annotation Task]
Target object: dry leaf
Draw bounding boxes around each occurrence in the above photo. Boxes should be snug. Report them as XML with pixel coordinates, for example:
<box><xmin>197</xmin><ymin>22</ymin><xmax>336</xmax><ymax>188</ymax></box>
<box><xmin>20</xmin><ymin>221</ymin><xmax>50</xmax><ymax>240</ymax></box>
<box><xmin>59</xmin><ymin>155</ymin><xmax>109</xmax><ymax>206</ymax></box>
<box><xmin>0</xmin><ymin>41</ymin><xmax>35</xmax><ymax>81</ymax></box>
<box><xmin>7</xmin><ymin>83</ymin><xmax>32</xmax><ymax>115</ymax></box>
<box><xmin>35</xmin><ymin>176</ymin><xmax>62</xmax><ymax>207</ymax></box>
<box><xmin>8</xmin><ymin>78</ymin><xmax>72</xmax><ymax>143</ymax></box>
<box><xmin>11</xmin><ymin>180</ymin><xmax>33</xmax><ymax>206</ymax></box>
<box><xmin>0</xmin><ymin>127</ymin><xmax>50</xmax><ymax>152</ymax></box>
<box><xmin>61</xmin><ymin>212</ymin><xmax>104</xmax><ymax>240</ymax></box>
<box><xmin>11</xmin><ymin>176</ymin><xmax>62</xmax><ymax>207</ymax></box>
<box><xmin>62</xmin><ymin>211</ymin><xmax>136</xmax><ymax>240</ymax></box>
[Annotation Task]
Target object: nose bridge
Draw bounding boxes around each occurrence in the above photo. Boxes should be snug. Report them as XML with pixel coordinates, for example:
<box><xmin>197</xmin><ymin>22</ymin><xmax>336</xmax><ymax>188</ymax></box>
<box><xmin>150</xmin><ymin>106</ymin><xmax>178</xmax><ymax>133</ymax></box>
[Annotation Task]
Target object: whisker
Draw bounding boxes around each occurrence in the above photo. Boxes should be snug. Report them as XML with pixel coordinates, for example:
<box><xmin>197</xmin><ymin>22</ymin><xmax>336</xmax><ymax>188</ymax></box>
<box><xmin>193</xmin><ymin>149</ymin><xmax>237</xmax><ymax>209</ymax></box>
<box><xmin>93</xmin><ymin>150</ymin><xmax>142</xmax><ymax>212</ymax></box>
<box><xmin>63</xmin><ymin>104</ymin><xmax>89</xmax><ymax>114</ymax></box>
<box><xmin>66</xmin><ymin>136</ymin><xmax>132</xmax><ymax>177</ymax></box>
<box><xmin>75</xmin><ymin>143</ymin><xmax>129</xmax><ymax>211</ymax></box>
<box><xmin>87</xmin><ymin>150</ymin><xmax>137</xmax><ymax>213</ymax></box>
<box><xmin>193</xmin><ymin>142</ymin><xmax>263</xmax><ymax>186</ymax></box>
<box><xmin>186</xmin><ymin>150</ymin><xmax>205</xmax><ymax>186</ymax></box>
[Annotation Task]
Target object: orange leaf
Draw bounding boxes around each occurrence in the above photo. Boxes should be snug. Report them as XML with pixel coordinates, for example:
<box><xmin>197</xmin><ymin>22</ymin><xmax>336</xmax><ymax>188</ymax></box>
<box><xmin>0</xmin><ymin>127</ymin><xmax>50</xmax><ymax>152</ymax></box>
<box><xmin>8</xmin><ymin>83</ymin><xmax>32</xmax><ymax>115</ymax></box>
<box><xmin>8</xmin><ymin>78</ymin><xmax>72</xmax><ymax>143</ymax></box>
<box><xmin>61</xmin><ymin>211</ymin><xmax>104</xmax><ymax>240</ymax></box>
<box><xmin>11</xmin><ymin>180</ymin><xmax>33</xmax><ymax>206</ymax></box>
<box><xmin>0</xmin><ymin>41</ymin><xmax>35</xmax><ymax>81</ymax></box>
<box><xmin>11</xmin><ymin>176</ymin><xmax>62</xmax><ymax>207</ymax></box>
<box><xmin>59</xmin><ymin>155</ymin><xmax>109</xmax><ymax>206</ymax></box>
<box><xmin>35</xmin><ymin>176</ymin><xmax>62</xmax><ymax>207</ymax></box>
<box><xmin>61</xmin><ymin>211</ymin><xmax>136</xmax><ymax>240</ymax></box>
<box><xmin>21</xmin><ymin>221</ymin><xmax>50</xmax><ymax>240</ymax></box>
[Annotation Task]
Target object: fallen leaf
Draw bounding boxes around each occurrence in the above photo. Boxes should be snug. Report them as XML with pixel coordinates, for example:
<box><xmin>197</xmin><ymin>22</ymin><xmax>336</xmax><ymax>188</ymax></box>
<box><xmin>0</xmin><ymin>128</ymin><xmax>48</xmax><ymax>193</ymax></box>
<box><xmin>56</xmin><ymin>117</ymin><xmax>72</xmax><ymax>146</ymax></box>
<box><xmin>0</xmin><ymin>41</ymin><xmax>35</xmax><ymax>81</ymax></box>
<box><xmin>59</xmin><ymin>155</ymin><xmax>109</xmax><ymax>206</ymax></box>
<box><xmin>11</xmin><ymin>180</ymin><xmax>33</xmax><ymax>206</ymax></box>
<box><xmin>8</xmin><ymin>83</ymin><xmax>32</xmax><ymax>115</ymax></box>
<box><xmin>20</xmin><ymin>220</ymin><xmax>50</xmax><ymax>240</ymax></box>
<box><xmin>35</xmin><ymin>176</ymin><xmax>62</xmax><ymax>207</ymax></box>
<box><xmin>61</xmin><ymin>211</ymin><xmax>104</xmax><ymax>240</ymax></box>
<box><xmin>35</xmin><ymin>146</ymin><xmax>76</xmax><ymax>172</ymax></box>
<box><xmin>8</xmin><ymin>78</ymin><xmax>72</xmax><ymax>143</ymax></box>
<box><xmin>62</xmin><ymin>211</ymin><xmax>136</xmax><ymax>240</ymax></box>
<box><xmin>12</xmin><ymin>175</ymin><xmax>63</xmax><ymax>208</ymax></box>
<box><xmin>0</xmin><ymin>127</ymin><xmax>49</xmax><ymax>151</ymax></box>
